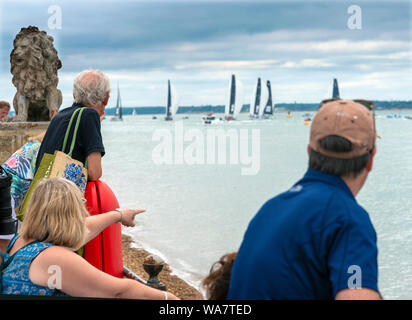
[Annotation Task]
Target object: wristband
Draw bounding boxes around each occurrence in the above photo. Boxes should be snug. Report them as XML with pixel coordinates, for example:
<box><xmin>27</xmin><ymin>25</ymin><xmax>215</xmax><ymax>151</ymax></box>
<box><xmin>115</xmin><ymin>208</ymin><xmax>123</xmax><ymax>224</ymax></box>
<box><xmin>164</xmin><ymin>291</ymin><xmax>168</xmax><ymax>300</ymax></box>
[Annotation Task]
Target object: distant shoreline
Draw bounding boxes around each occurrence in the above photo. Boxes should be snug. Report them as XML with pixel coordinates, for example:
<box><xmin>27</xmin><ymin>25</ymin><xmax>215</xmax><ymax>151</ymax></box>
<box><xmin>6</xmin><ymin>102</ymin><xmax>412</xmax><ymax>117</ymax></box>
<box><xmin>103</xmin><ymin>103</ymin><xmax>412</xmax><ymax>116</ymax></box>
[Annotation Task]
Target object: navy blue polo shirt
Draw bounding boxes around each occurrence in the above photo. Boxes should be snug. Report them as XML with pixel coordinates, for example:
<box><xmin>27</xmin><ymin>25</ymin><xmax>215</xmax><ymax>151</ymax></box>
<box><xmin>227</xmin><ymin>169</ymin><xmax>379</xmax><ymax>300</ymax></box>
<box><xmin>36</xmin><ymin>103</ymin><xmax>105</xmax><ymax>171</ymax></box>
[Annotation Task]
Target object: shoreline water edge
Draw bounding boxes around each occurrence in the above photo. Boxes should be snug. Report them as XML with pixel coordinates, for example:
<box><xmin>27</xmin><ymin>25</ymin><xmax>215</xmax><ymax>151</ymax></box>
<box><xmin>121</xmin><ymin>233</ymin><xmax>204</xmax><ymax>300</ymax></box>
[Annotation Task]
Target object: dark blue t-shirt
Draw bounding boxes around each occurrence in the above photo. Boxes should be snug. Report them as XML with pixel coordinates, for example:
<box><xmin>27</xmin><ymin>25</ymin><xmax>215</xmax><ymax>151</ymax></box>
<box><xmin>227</xmin><ymin>169</ymin><xmax>379</xmax><ymax>300</ymax></box>
<box><xmin>35</xmin><ymin>103</ymin><xmax>105</xmax><ymax>171</ymax></box>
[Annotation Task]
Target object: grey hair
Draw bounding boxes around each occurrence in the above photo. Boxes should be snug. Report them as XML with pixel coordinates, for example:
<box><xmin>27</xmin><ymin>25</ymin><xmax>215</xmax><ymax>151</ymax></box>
<box><xmin>73</xmin><ymin>69</ymin><xmax>111</xmax><ymax>106</ymax></box>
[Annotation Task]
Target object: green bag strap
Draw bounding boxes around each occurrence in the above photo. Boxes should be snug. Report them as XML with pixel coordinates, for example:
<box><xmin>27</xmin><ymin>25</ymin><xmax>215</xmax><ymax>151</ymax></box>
<box><xmin>61</xmin><ymin>107</ymin><xmax>85</xmax><ymax>157</ymax></box>
<box><xmin>62</xmin><ymin>107</ymin><xmax>81</xmax><ymax>154</ymax></box>
<box><xmin>67</xmin><ymin>108</ymin><xmax>85</xmax><ymax>157</ymax></box>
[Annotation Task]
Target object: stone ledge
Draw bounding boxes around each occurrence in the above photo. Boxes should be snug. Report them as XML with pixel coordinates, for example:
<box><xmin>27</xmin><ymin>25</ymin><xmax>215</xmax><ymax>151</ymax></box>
<box><xmin>0</xmin><ymin>122</ymin><xmax>49</xmax><ymax>164</ymax></box>
<box><xmin>0</xmin><ymin>122</ymin><xmax>49</xmax><ymax>131</ymax></box>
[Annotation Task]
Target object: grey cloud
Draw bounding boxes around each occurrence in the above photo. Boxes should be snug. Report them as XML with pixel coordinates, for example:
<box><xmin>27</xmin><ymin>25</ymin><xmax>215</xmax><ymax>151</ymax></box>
<box><xmin>0</xmin><ymin>0</ymin><xmax>410</xmax><ymax>105</ymax></box>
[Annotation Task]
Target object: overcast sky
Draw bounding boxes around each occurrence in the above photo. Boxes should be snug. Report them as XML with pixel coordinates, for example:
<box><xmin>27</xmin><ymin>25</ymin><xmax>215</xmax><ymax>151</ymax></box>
<box><xmin>0</xmin><ymin>0</ymin><xmax>411</xmax><ymax>110</ymax></box>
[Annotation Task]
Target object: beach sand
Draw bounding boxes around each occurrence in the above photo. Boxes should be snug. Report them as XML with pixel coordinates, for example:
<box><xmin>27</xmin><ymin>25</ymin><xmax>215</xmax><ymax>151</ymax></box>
<box><xmin>122</xmin><ymin>234</ymin><xmax>204</xmax><ymax>300</ymax></box>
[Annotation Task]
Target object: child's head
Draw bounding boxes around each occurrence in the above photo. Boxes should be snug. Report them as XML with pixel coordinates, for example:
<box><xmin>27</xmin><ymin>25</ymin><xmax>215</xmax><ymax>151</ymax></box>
<box><xmin>202</xmin><ymin>252</ymin><xmax>237</xmax><ymax>300</ymax></box>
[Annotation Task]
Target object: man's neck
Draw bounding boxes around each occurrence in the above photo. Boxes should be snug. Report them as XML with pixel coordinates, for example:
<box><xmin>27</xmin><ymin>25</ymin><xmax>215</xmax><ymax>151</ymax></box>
<box><xmin>340</xmin><ymin>171</ymin><xmax>367</xmax><ymax>197</ymax></box>
<box><xmin>85</xmin><ymin>104</ymin><xmax>104</xmax><ymax>117</ymax></box>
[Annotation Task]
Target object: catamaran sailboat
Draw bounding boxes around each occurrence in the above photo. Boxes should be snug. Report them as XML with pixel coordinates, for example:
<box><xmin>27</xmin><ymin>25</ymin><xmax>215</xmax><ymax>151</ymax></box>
<box><xmin>111</xmin><ymin>85</ymin><xmax>123</xmax><ymax>121</ymax></box>
<box><xmin>250</xmin><ymin>78</ymin><xmax>263</xmax><ymax>119</ymax></box>
<box><xmin>225</xmin><ymin>74</ymin><xmax>244</xmax><ymax>121</ymax></box>
<box><xmin>250</xmin><ymin>78</ymin><xmax>273</xmax><ymax>119</ymax></box>
<box><xmin>165</xmin><ymin>79</ymin><xmax>179</xmax><ymax>121</ymax></box>
<box><xmin>262</xmin><ymin>80</ymin><xmax>274</xmax><ymax>119</ymax></box>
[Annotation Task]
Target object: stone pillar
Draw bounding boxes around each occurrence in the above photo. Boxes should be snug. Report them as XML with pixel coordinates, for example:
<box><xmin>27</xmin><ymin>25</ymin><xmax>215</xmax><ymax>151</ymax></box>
<box><xmin>0</xmin><ymin>122</ymin><xmax>49</xmax><ymax>164</ymax></box>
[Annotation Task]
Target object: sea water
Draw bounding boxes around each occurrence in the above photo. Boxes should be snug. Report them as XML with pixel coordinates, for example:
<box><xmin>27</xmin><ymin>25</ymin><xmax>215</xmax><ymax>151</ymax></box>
<box><xmin>101</xmin><ymin>110</ymin><xmax>412</xmax><ymax>299</ymax></box>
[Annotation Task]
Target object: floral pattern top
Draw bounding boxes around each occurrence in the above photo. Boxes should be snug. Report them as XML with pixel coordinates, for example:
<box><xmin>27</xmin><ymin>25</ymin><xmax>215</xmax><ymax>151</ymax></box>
<box><xmin>2</xmin><ymin>141</ymin><xmax>41</xmax><ymax>209</ymax></box>
<box><xmin>1</xmin><ymin>235</ymin><xmax>66</xmax><ymax>296</ymax></box>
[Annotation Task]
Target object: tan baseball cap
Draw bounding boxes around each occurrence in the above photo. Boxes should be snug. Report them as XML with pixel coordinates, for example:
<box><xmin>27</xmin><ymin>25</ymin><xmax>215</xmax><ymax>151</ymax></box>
<box><xmin>309</xmin><ymin>99</ymin><xmax>376</xmax><ymax>159</ymax></box>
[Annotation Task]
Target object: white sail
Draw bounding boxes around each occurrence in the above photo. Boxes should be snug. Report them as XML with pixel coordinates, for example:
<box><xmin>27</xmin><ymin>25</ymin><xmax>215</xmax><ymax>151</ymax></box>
<box><xmin>224</xmin><ymin>75</ymin><xmax>234</xmax><ymax>118</ymax></box>
<box><xmin>249</xmin><ymin>84</ymin><xmax>256</xmax><ymax>117</ymax></box>
<box><xmin>170</xmin><ymin>82</ymin><xmax>179</xmax><ymax>117</ymax></box>
<box><xmin>165</xmin><ymin>79</ymin><xmax>179</xmax><ymax>120</ymax></box>
<box><xmin>111</xmin><ymin>84</ymin><xmax>123</xmax><ymax>121</ymax></box>
<box><xmin>324</xmin><ymin>78</ymin><xmax>337</xmax><ymax>100</ymax></box>
<box><xmin>250</xmin><ymin>78</ymin><xmax>260</xmax><ymax>117</ymax></box>
<box><xmin>233</xmin><ymin>78</ymin><xmax>244</xmax><ymax>119</ymax></box>
<box><xmin>259</xmin><ymin>82</ymin><xmax>268</xmax><ymax>118</ymax></box>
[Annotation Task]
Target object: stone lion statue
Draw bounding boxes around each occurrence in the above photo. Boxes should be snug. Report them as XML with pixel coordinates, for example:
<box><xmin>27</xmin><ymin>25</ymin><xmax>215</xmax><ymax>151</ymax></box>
<box><xmin>10</xmin><ymin>26</ymin><xmax>62</xmax><ymax>122</ymax></box>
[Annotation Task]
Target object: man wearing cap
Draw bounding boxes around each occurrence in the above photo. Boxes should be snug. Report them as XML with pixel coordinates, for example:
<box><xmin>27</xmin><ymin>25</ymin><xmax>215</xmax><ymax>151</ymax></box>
<box><xmin>227</xmin><ymin>100</ymin><xmax>380</xmax><ymax>300</ymax></box>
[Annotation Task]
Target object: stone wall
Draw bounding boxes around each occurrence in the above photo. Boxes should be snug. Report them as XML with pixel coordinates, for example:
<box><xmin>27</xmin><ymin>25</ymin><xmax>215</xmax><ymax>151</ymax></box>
<box><xmin>0</xmin><ymin>122</ymin><xmax>49</xmax><ymax>164</ymax></box>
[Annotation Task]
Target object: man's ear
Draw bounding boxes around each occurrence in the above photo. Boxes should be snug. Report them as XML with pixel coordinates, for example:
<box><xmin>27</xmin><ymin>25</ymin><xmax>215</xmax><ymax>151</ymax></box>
<box><xmin>102</xmin><ymin>92</ymin><xmax>110</xmax><ymax>107</ymax></box>
<box><xmin>366</xmin><ymin>146</ymin><xmax>377</xmax><ymax>172</ymax></box>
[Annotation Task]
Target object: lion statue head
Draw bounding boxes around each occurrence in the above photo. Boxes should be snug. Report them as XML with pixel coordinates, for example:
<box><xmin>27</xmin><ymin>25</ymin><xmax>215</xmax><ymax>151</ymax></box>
<box><xmin>10</xmin><ymin>26</ymin><xmax>62</xmax><ymax>121</ymax></box>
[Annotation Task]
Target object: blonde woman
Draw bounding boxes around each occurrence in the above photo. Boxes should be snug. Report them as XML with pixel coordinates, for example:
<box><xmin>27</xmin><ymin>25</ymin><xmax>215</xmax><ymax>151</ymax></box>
<box><xmin>0</xmin><ymin>177</ymin><xmax>178</xmax><ymax>300</ymax></box>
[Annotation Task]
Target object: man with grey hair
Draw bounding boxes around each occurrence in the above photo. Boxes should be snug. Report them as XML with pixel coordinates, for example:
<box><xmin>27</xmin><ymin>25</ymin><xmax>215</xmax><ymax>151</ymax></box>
<box><xmin>35</xmin><ymin>69</ymin><xmax>110</xmax><ymax>181</ymax></box>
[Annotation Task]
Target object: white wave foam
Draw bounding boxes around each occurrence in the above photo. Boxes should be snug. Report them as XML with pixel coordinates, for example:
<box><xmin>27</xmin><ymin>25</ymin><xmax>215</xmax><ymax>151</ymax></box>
<box><xmin>122</xmin><ymin>230</ymin><xmax>205</xmax><ymax>298</ymax></box>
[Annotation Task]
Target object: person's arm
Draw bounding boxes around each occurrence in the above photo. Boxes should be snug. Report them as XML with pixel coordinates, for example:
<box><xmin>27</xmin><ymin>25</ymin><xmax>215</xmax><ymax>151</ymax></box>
<box><xmin>84</xmin><ymin>208</ymin><xmax>145</xmax><ymax>244</ymax></box>
<box><xmin>87</xmin><ymin>151</ymin><xmax>102</xmax><ymax>181</ymax></box>
<box><xmin>335</xmin><ymin>288</ymin><xmax>382</xmax><ymax>300</ymax></box>
<box><xmin>29</xmin><ymin>246</ymin><xmax>179</xmax><ymax>299</ymax></box>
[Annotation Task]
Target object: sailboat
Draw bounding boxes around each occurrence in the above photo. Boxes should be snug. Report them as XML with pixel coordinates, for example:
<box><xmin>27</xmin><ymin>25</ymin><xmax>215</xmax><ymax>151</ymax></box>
<box><xmin>249</xmin><ymin>78</ymin><xmax>266</xmax><ymax>119</ymax></box>
<box><xmin>319</xmin><ymin>78</ymin><xmax>341</xmax><ymax>110</ymax></box>
<box><xmin>165</xmin><ymin>79</ymin><xmax>179</xmax><ymax>121</ymax></box>
<box><xmin>225</xmin><ymin>74</ymin><xmax>244</xmax><ymax>121</ymax></box>
<box><xmin>250</xmin><ymin>78</ymin><xmax>263</xmax><ymax>119</ymax></box>
<box><xmin>111</xmin><ymin>85</ymin><xmax>123</xmax><ymax>121</ymax></box>
<box><xmin>262</xmin><ymin>80</ymin><xmax>274</xmax><ymax>119</ymax></box>
<box><xmin>332</xmin><ymin>78</ymin><xmax>340</xmax><ymax>99</ymax></box>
